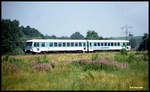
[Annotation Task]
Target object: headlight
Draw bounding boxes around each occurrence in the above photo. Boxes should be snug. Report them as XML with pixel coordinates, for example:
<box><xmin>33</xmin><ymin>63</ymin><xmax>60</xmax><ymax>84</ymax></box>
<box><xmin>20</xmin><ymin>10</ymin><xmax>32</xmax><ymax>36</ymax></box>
<box><xmin>30</xmin><ymin>49</ymin><xmax>33</xmax><ymax>51</ymax></box>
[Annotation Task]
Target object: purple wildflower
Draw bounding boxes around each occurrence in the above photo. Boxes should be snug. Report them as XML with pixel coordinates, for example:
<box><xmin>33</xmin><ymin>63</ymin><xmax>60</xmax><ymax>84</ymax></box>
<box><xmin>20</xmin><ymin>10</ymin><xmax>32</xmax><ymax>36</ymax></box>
<box><xmin>110</xmin><ymin>61</ymin><xmax>128</xmax><ymax>69</ymax></box>
<box><xmin>32</xmin><ymin>63</ymin><xmax>52</xmax><ymax>72</ymax></box>
<box><xmin>97</xmin><ymin>60</ymin><xmax>103</xmax><ymax>63</ymax></box>
<box><xmin>122</xmin><ymin>63</ymin><xmax>127</xmax><ymax>68</ymax></box>
<box><xmin>4</xmin><ymin>64</ymin><xmax>18</xmax><ymax>72</ymax></box>
<box><xmin>50</xmin><ymin>60</ymin><xmax>58</xmax><ymax>66</ymax></box>
<box><xmin>72</xmin><ymin>60</ymin><xmax>77</xmax><ymax>62</ymax></box>
<box><xmin>103</xmin><ymin>60</ymin><xmax>108</xmax><ymax>65</ymax></box>
<box><xmin>64</xmin><ymin>60</ymin><xmax>70</xmax><ymax>64</ymax></box>
<box><xmin>115</xmin><ymin>63</ymin><xmax>121</xmax><ymax>67</ymax></box>
<box><xmin>88</xmin><ymin>60</ymin><xmax>94</xmax><ymax>64</ymax></box>
<box><xmin>78</xmin><ymin>58</ymin><xmax>87</xmax><ymax>63</ymax></box>
<box><xmin>111</xmin><ymin>61</ymin><xmax>118</xmax><ymax>65</ymax></box>
<box><xmin>4</xmin><ymin>65</ymin><xmax>9</xmax><ymax>71</ymax></box>
<box><xmin>28</xmin><ymin>61</ymin><xmax>39</xmax><ymax>66</ymax></box>
<box><xmin>101</xmin><ymin>56</ymin><xmax>106</xmax><ymax>60</ymax></box>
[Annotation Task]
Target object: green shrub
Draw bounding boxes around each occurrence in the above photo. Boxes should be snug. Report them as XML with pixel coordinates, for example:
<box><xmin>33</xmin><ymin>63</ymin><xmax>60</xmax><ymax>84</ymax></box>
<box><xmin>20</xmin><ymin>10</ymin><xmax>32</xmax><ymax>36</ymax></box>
<box><xmin>11</xmin><ymin>47</ymin><xmax>25</xmax><ymax>55</ymax></box>
<box><xmin>3</xmin><ymin>55</ymin><xmax>10</xmax><ymax>62</ymax></box>
<box><xmin>143</xmin><ymin>53</ymin><xmax>149</xmax><ymax>61</ymax></box>
<box><xmin>127</xmin><ymin>54</ymin><xmax>136</xmax><ymax>63</ymax></box>
<box><xmin>70</xmin><ymin>60</ymin><xmax>119</xmax><ymax>72</ymax></box>
<box><xmin>120</xmin><ymin>48</ymin><xmax>128</xmax><ymax>55</ymax></box>
<box><xmin>9</xmin><ymin>57</ymin><xmax>20</xmax><ymax>63</ymax></box>
<box><xmin>35</xmin><ymin>54</ymin><xmax>49</xmax><ymax>64</ymax></box>
<box><xmin>82</xmin><ymin>63</ymin><xmax>102</xmax><ymax>71</ymax></box>
<box><xmin>91</xmin><ymin>53</ymin><xmax>101</xmax><ymax>60</ymax></box>
<box><xmin>114</xmin><ymin>55</ymin><xmax>126</xmax><ymax>63</ymax></box>
<box><xmin>135</xmin><ymin>51</ymin><xmax>141</xmax><ymax>55</ymax></box>
<box><xmin>35</xmin><ymin>56</ymin><xmax>40</xmax><ymax>62</ymax></box>
<box><xmin>42</xmin><ymin>54</ymin><xmax>49</xmax><ymax>63</ymax></box>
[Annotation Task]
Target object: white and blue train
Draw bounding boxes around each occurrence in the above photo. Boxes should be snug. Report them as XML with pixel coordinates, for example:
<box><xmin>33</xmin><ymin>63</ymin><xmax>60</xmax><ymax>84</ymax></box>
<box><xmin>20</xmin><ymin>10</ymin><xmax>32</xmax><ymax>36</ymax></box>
<box><xmin>24</xmin><ymin>39</ymin><xmax>131</xmax><ymax>53</ymax></box>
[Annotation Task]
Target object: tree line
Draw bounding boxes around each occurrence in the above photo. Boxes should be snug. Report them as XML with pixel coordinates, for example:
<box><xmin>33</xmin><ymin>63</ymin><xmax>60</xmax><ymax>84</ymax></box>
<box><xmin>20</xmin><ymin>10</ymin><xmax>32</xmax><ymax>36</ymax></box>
<box><xmin>1</xmin><ymin>19</ymin><xmax>148</xmax><ymax>55</ymax></box>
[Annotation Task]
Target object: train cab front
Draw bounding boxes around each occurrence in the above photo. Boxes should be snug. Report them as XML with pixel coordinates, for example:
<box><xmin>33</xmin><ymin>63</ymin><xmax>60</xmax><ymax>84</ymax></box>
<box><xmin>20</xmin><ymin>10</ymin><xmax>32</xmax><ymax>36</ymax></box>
<box><xmin>126</xmin><ymin>42</ymin><xmax>131</xmax><ymax>50</ymax></box>
<box><xmin>24</xmin><ymin>41</ymin><xmax>33</xmax><ymax>53</ymax></box>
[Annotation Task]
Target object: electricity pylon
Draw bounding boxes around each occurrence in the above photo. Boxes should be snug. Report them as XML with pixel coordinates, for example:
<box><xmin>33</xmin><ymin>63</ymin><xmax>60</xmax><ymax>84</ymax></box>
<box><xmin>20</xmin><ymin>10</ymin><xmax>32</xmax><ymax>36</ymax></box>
<box><xmin>121</xmin><ymin>24</ymin><xmax>133</xmax><ymax>40</ymax></box>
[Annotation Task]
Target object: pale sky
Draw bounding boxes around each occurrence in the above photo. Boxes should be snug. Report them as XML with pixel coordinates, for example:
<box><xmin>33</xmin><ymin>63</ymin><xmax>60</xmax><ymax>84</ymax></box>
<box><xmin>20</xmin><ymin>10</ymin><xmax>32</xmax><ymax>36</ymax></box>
<box><xmin>2</xmin><ymin>1</ymin><xmax>149</xmax><ymax>37</ymax></box>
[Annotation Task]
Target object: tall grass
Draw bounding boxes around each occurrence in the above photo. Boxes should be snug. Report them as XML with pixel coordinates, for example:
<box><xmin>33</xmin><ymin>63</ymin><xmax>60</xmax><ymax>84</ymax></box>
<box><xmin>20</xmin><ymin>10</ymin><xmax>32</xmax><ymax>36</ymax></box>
<box><xmin>1</xmin><ymin>51</ymin><xmax>149</xmax><ymax>90</ymax></box>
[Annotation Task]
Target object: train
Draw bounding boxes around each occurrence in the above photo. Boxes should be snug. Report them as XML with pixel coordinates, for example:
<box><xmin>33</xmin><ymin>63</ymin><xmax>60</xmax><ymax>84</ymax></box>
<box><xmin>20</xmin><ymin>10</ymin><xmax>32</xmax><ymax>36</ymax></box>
<box><xmin>24</xmin><ymin>39</ymin><xmax>131</xmax><ymax>53</ymax></box>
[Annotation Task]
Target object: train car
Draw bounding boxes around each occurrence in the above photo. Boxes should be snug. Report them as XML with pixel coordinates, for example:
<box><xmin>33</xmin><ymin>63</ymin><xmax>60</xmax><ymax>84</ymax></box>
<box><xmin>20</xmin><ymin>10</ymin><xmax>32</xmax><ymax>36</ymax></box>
<box><xmin>24</xmin><ymin>39</ymin><xmax>131</xmax><ymax>53</ymax></box>
<box><xmin>87</xmin><ymin>40</ymin><xmax>131</xmax><ymax>51</ymax></box>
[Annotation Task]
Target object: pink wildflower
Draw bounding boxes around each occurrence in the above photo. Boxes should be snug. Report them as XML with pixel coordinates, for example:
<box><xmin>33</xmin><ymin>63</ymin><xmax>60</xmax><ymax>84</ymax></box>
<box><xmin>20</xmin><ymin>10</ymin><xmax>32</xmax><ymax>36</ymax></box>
<box><xmin>111</xmin><ymin>61</ymin><xmax>118</xmax><ymax>65</ymax></box>
<box><xmin>103</xmin><ymin>60</ymin><xmax>108</xmax><ymax>65</ymax></box>
<box><xmin>50</xmin><ymin>60</ymin><xmax>58</xmax><ymax>66</ymax></box>
<box><xmin>78</xmin><ymin>58</ymin><xmax>87</xmax><ymax>62</ymax></box>
<box><xmin>28</xmin><ymin>61</ymin><xmax>39</xmax><ymax>66</ymax></box>
<box><xmin>101</xmin><ymin>56</ymin><xmax>106</xmax><ymax>60</ymax></box>
<box><xmin>88</xmin><ymin>60</ymin><xmax>94</xmax><ymax>64</ymax></box>
<box><xmin>64</xmin><ymin>60</ymin><xmax>70</xmax><ymax>64</ymax></box>
<box><xmin>122</xmin><ymin>63</ymin><xmax>127</xmax><ymax>68</ymax></box>
<box><xmin>4</xmin><ymin>64</ymin><xmax>18</xmax><ymax>72</ymax></box>
<box><xmin>32</xmin><ymin>63</ymin><xmax>52</xmax><ymax>72</ymax></box>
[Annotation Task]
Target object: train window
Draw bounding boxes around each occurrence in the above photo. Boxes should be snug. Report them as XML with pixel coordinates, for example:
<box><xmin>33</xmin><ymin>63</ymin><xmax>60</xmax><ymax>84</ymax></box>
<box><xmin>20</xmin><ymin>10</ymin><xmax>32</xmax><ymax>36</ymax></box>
<box><xmin>95</xmin><ymin>42</ymin><xmax>97</xmax><ymax>46</ymax></box>
<box><xmin>67</xmin><ymin>42</ymin><xmax>70</xmax><ymax>47</ymax></box>
<box><xmin>94</xmin><ymin>42</ymin><xmax>97</xmax><ymax>46</ymax></box>
<box><xmin>49</xmin><ymin>42</ymin><xmax>53</xmax><ymax>47</ymax></box>
<box><xmin>42</xmin><ymin>42</ymin><xmax>45</xmax><ymax>47</ymax></box>
<box><xmin>111</xmin><ymin>43</ymin><xmax>113</xmax><ymax>46</ymax></box>
<box><xmin>123</xmin><ymin>43</ymin><xmax>125</xmax><ymax>46</ymax></box>
<box><xmin>34</xmin><ymin>42</ymin><xmax>37</xmax><ymax>47</ymax></box>
<box><xmin>90</xmin><ymin>42</ymin><xmax>91</xmax><ymax>46</ymax></box>
<box><xmin>71</xmin><ymin>42</ymin><xmax>74</xmax><ymax>47</ymax></box>
<box><xmin>75</xmin><ymin>42</ymin><xmax>78</xmax><ymax>47</ymax></box>
<box><xmin>34</xmin><ymin>42</ymin><xmax>39</xmax><ymax>47</ymax></box>
<box><xmin>128</xmin><ymin>42</ymin><xmax>130</xmax><ymax>46</ymax></box>
<box><xmin>83</xmin><ymin>42</ymin><xmax>86</xmax><ymax>46</ymax></box>
<box><xmin>54</xmin><ymin>42</ymin><xmax>57</xmax><ymax>47</ymax></box>
<box><xmin>58</xmin><ymin>42</ymin><xmax>61</xmax><ymax>47</ymax></box>
<box><xmin>96</xmin><ymin>42</ymin><xmax>98</xmax><ymax>46</ymax></box>
<box><xmin>63</xmin><ymin>42</ymin><xmax>66</xmax><ymax>47</ymax></box>
<box><xmin>37</xmin><ymin>42</ymin><xmax>39</xmax><ymax>47</ymax></box>
<box><xmin>97</xmin><ymin>43</ymin><xmax>100</xmax><ymax>46</ymax></box>
<box><xmin>116</xmin><ymin>43</ymin><xmax>118</xmax><ymax>46</ymax></box>
<box><xmin>101</xmin><ymin>43</ymin><xmax>103</xmax><ymax>46</ymax></box>
<box><xmin>114</xmin><ymin>43</ymin><xmax>116</xmax><ymax>46</ymax></box>
<box><xmin>79</xmin><ymin>42</ymin><xmax>81</xmax><ymax>46</ymax></box>
<box><xmin>26</xmin><ymin>42</ymin><xmax>32</xmax><ymax>46</ymax></box>
<box><xmin>108</xmin><ymin>43</ymin><xmax>110</xmax><ymax>46</ymax></box>
<box><xmin>127</xmin><ymin>42</ymin><xmax>130</xmax><ymax>46</ymax></box>
<box><xmin>79</xmin><ymin>42</ymin><xmax>82</xmax><ymax>47</ymax></box>
<box><xmin>104</xmin><ymin>42</ymin><xmax>107</xmax><ymax>46</ymax></box>
<box><xmin>118</xmin><ymin>42</ymin><xmax>120</xmax><ymax>46</ymax></box>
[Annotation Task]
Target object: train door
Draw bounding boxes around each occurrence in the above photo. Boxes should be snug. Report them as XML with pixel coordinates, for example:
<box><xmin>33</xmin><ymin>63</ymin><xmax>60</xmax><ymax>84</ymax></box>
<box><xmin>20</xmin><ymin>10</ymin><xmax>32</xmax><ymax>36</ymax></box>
<box><xmin>83</xmin><ymin>42</ymin><xmax>87</xmax><ymax>52</ymax></box>
<box><xmin>87</xmin><ymin>41</ymin><xmax>89</xmax><ymax>52</ymax></box>
<box><xmin>34</xmin><ymin>42</ymin><xmax>40</xmax><ymax>53</ymax></box>
<box><xmin>88</xmin><ymin>42</ymin><xmax>93</xmax><ymax>52</ymax></box>
<box><xmin>87</xmin><ymin>41</ymin><xmax>93</xmax><ymax>52</ymax></box>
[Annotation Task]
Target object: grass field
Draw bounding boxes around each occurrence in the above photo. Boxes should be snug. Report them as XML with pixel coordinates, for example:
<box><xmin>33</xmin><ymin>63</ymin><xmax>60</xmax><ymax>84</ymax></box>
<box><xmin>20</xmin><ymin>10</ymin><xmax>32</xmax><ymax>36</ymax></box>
<box><xmin>1</xmin><ymin>51</ymin><xmax>149</xmax><ymax>90</ymax></box>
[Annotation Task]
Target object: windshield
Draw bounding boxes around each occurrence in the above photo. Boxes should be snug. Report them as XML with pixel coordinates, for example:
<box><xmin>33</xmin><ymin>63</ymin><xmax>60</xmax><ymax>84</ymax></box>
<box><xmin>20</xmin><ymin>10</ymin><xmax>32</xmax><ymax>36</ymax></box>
<box><xmin>25</xmin><ymin>42</ymin><xmax>33</xmax><ymax>46</ymax></box>
<box><xmin>127</xmin><ymin>42</ymin><xmax>130</xmax><ymax>46</ymax></box>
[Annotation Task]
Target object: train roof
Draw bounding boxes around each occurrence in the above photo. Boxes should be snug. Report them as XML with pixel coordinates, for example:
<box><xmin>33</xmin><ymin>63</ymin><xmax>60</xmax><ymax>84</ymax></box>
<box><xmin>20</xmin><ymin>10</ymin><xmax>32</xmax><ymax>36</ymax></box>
<box><xmin>26</xmin><ymin>39</ymin><xmax>129</xmax><ymax>42</ymax></box>
<box><xmin>88</xmin><ymin>40</ymin><xmax>129</xmax><ymax>42</ymax></box>
<box><xmin>26</xmin><ymin>39</ymin><xmax>87</xmax><ymax>42</ymax></box>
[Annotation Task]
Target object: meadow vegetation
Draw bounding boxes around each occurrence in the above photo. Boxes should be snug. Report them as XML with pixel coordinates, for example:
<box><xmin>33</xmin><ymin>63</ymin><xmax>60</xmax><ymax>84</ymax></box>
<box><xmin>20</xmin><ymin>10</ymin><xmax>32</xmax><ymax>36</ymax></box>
<box><xmin>1</xmin><ymin>51</ymin><xmax>149</xmax><ymax>90</ymax></box>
